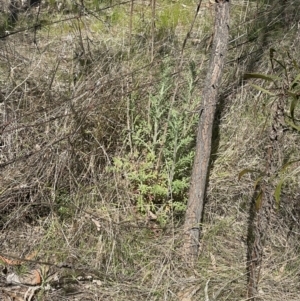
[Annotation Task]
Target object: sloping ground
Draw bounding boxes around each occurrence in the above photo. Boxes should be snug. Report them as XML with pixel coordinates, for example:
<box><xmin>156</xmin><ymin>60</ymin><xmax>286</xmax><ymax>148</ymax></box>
<box><xmin>1</xmin><ymin>0</ymin><xmax>300</xmax><ymax>300</ymax></box>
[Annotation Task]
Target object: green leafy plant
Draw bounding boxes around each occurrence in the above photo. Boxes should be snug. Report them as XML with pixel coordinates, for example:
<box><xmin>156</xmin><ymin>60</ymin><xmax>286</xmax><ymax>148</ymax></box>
<box><xmin>109</xmin><ymin>66</ymin><xmax>198</xmax><ymax>224</ymax></box>
<box><xmin>55</xmin><ymin>190</ymin><xmax>73</xmax><ymax>219</ymax></box>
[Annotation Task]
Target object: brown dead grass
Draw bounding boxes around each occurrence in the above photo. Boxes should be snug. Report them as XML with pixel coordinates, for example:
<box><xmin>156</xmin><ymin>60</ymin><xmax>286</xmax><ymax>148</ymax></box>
<box><xmin>1</xmin><ymin>1</ymin><xmax>300</xmax><ymax>300</ymax></box>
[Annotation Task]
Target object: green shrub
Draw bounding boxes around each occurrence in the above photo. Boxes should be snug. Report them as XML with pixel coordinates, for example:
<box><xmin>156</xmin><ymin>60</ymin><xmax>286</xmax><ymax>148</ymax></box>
<box><xmin>109</xmin><ymin>64</ymin><xmax>199</xmax><ymax>224</ymax></box>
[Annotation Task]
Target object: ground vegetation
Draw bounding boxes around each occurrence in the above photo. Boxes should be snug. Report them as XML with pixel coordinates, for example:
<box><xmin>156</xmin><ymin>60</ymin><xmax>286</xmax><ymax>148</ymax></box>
<box><xmin>0</xmin><ymin>0</ymin><xmax>300</xmax><ymax>300</ymax></box>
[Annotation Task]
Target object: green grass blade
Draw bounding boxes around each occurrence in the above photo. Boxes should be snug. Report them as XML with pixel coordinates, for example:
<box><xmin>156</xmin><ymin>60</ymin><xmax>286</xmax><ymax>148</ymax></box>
<box><xmin>253</xmin><ymin>176</ymin><xmax>263</xmax><ymax>190</ymax></box>
<box><xmin>274</xmin><ymin>178</ymin><xmax>284</xmax><ymax>210</ymax></box>
<box><xmin>291</xmin><ymin>73</ymin><xmax>300</xmax><ymax>86</ymax></box>
<box><xmin>250</xmin><ymin>84</ymin><xmax>276</xmax><ymax>96</ymax></box>
<box><xmin>238</xmin><ymin>169</ymin><xmax>260</xmax><ymax>181</ymax></box>
<box><xmin>244</xmin><ymin>73</ymin><xmax>280</xmax><ymax>82</ymax></box>
<box><xmin>285</xmin><ymin>118</ymin><xmax>300</xmax><ymax>132</ymax></box>
<box><xmin>255</xmin><ymin>191</ymin><xmax>263</xmax><ymax>211</ymax></box>
<box><xmin>290</xmin><ymin>96</ymin><xmax>298</xmax><ymax>122</ymax></box>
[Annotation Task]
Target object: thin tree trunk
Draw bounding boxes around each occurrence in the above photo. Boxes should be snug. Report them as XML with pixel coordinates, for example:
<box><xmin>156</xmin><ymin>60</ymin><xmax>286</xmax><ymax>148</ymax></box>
<box><xmin>182</xmin><ymin>0</ymin><xmax>230</xmax><ymax>262</ymax></box>
<box><xmin>247</xmin><ymin>96</ymin><xmax>285</xmax><ymax>300</ymax></box>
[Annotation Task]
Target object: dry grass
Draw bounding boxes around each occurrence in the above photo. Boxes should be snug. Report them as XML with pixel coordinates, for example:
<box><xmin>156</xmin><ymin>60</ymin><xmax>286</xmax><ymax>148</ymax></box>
<box><xmin>1</xmin><ymin>0</ymin><xmax>300</xmax><ymax>300</ymax></box>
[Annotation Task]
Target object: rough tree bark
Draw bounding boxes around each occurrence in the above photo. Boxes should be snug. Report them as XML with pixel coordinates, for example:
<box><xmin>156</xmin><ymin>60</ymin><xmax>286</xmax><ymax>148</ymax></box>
<box><xmin>246</xmin><ymin>93</ymin><xmax>285</xmax><ymax>300</ymax></box>
<box><xmin>182</xmin><ymin>0</ymin><xmax>230</xmax><ymax>262</ymax></box>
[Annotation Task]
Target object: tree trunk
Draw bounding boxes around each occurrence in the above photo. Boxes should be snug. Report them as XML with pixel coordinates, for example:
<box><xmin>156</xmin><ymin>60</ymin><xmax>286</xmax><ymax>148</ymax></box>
<box><xmin>182</xmin><ymin>0</ymin><xmax>230</xmax><ymax>262</ymax></box>
<box><xmin>246</xmin><ymin>95</ymin><xmax>285</xmax><ymax>300</ymax></box>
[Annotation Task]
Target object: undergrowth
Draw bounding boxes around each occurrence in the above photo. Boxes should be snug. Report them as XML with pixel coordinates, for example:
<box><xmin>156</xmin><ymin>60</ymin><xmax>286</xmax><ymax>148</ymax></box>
<box><xmin>1</xmin><ymin>1</ymin><xmax>300</xmax><ymax>301</ymax></box>
<box><xmin>108</xmin><ymin>65</ymin><xmax>199</xmax><ymax>224</ymax></box>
